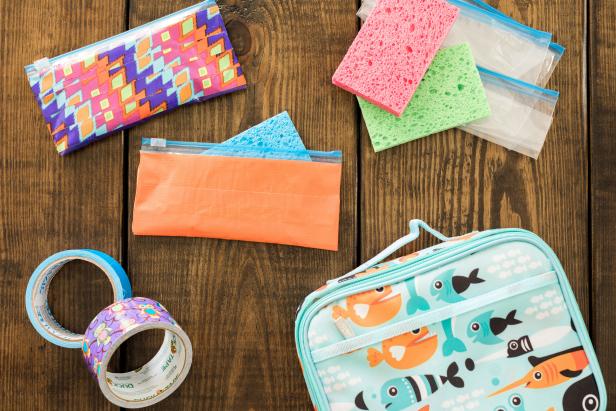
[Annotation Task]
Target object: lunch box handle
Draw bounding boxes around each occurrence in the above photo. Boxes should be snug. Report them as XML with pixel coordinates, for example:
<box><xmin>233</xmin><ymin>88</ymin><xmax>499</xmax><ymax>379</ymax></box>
<box><xmin>334</xmin><ymin>219</ymin><xmax>451</xmax><ymax>282</ymax></box>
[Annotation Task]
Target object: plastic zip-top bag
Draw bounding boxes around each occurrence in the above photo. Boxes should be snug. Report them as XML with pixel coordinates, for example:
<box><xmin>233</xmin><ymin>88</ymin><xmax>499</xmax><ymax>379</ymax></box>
<box><xmin>295</xmin><ymin>220</ymin><xmax>606</xmax><ymax>411</ymax></box>
<box><xmin>439</xmin><ymin>0</ymin><xmax>552</xmax><ymax>85</ymax></box>
<box><xmin>25</xmin><ymin>1</ymin><xmax>246</xmax><ymax>155</ymax></box>
<box><xmin>455</xmin><ymin>0</ymin><xmax>565</xmax><ymax>87</ymax></box>
<box><xmin>460</xmin><ymin>67</ymin><xmax>559</xmax><ymax>159</ymax></box>
<box><xmin>357</xmin><ymin>0</ymin><xmax>558</xmax><ymax>87</ymax></box>
<box><xmin>539</xmin><ymin>42</ymin><xmax>566</xmax><ymax>87</ymax></box>
<box><xmin>132</xmin><ymin>138</ymin><xmax>343</xmax><ymax>250</ymax></box>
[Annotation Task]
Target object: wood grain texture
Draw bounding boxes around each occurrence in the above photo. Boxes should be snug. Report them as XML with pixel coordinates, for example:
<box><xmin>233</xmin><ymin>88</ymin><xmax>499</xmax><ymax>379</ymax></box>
<box><xmin>360</xmin><ymin>0</ymin><xmax>590</xmax><ymax>322</ymax></box>
<box><xmin>4</xmin><ymin>0</ymin><xmax>616</xmax><ymax>409</ymax></box>
<box><xmin>589</xmin><ymin>0</ymin><xmax>616</xmax><ymax>402</ymax></box>
<box><xmin>0</xmin><ymin>1</ymin><xmax>126</xmax><ymax>410</ymax></box>
<box><xmin>123</xmin><ymin>1</ymin><xmax>358</xmax><ymax>409</ymax></box>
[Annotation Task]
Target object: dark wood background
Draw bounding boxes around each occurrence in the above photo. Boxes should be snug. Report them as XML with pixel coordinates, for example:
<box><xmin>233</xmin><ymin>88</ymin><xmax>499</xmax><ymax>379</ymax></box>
<box><xmin>0</xmin><ymin>0</ymin><xmax>613</xmax><ymax>409</ymax></box>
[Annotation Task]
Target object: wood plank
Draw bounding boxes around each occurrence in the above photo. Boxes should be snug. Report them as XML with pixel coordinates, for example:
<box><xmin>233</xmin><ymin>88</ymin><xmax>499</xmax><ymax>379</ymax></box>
<box><xmin>360</xmin><ymin>0</ymin><xmax>589</xmax><ymax>318</ymax></box>
<box><xmin>589</xmin><ymin>0</ymin><xmax>616</xmax><ymax>401</ymax></box>
<box><xmin>124</xmin><ymin>1</ymin><xmax>358</xmax><ymax>409</ymax></box>
<box><xmin>0</xmin><ymin>1</ymin><xmax>126</xmax><ymax>410</ymax></box>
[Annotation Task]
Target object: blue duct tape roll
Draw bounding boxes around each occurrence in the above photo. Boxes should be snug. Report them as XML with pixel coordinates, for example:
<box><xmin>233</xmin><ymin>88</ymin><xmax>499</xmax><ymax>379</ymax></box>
<box><xmin>25</xmin><ymin>249</ymin><xmax>132</xmax><ymax>349</ymax></box>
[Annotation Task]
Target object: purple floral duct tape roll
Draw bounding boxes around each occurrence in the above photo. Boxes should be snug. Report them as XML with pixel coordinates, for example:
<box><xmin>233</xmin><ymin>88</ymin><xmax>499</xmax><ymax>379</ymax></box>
<box><xmin>82</xmin><ymin>297</ymin><xmax>192</xmax><ymax>408</ymax></box>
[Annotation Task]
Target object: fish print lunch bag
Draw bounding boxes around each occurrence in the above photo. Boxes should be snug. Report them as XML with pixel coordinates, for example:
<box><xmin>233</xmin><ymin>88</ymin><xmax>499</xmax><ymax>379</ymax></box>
<box><xmin>295</xmin><ymin>220</ymin><xmax>606</xmax><ymax>411</ymax></box>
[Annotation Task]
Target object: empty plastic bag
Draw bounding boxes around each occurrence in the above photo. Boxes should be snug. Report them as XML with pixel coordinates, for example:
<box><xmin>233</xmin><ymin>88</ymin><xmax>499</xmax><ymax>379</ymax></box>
<box><xmin>132</xmin><ymin>139</ymin><xmax>342</xmax><ymax>250</ymax></box>
<box><xmin>538</xmin><ymin>42</ymin><xmax>565</xmax><ymax>87</ymax></box>
<box><xmin>460</xmin><ymin>67</ymin><xmax>559</xmax><ymax>159</ymax></box>
<box><xmin>440</xmin><ymin>0</ymin><xmax>553</xmax><ymax>85</ymax></box>
<box><xmin>456</xmin><ymin>0</ymin><xmax>565</xmax><ymax>87</ymax></box>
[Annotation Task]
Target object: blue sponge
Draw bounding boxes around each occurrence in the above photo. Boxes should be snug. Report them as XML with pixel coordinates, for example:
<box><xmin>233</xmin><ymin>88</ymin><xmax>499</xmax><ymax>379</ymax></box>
<box><xmin>206</xmin><ymin>112</ymin><xmax>312</xmax><ymax>160</ymax></box>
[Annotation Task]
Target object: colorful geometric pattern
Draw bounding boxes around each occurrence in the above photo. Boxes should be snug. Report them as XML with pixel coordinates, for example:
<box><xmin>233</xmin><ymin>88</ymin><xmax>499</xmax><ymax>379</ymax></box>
<box><xmin>25</xmin><ymin>1</ymin><xmax>246</xmax><ymax>155</ymax></box>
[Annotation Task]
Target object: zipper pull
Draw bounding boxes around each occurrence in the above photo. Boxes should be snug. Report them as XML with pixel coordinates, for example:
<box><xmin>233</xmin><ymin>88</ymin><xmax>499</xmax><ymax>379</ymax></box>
<box><xmin>150</xmin><ymin>138</ymin><xmax>167</xmax><ymax>148</ymax></box>
<box><xmin>334</xmin><ymin>318</ymin><xmax>356</xmax><ymax>339</ymax></box>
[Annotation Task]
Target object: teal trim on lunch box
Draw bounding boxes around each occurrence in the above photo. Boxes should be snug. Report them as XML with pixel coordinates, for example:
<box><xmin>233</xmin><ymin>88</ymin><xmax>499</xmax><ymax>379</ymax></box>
<box><xmin>478</xmin><ymin>66</ymin><xmax>560</xmax><ymax>99</ymax></box>
<box><xmin>448</xmin><ymin>0</ymin><xmax>552</xmax><ymax>42</ymax></box>
<box><xmin>294</xmin><ymin>228</ymin><xmax>606</xmax><ymax>410</ymax></box>
<box><xmin>24</xmin><ymin>1</ymin><xmax>214</xmax><ymax>72</ymax></box>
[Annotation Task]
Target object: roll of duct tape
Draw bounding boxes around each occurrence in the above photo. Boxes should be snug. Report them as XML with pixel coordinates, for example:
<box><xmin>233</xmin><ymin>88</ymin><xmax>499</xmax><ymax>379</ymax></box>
<box><xmin>25</xmin><ymin>249</ymin><xmax>132</xmax><ymax>348</ymax></box>
<box><xmin>82</xmin><ymin>297</ymin><xmax>192</xmax><ymax>408</ymax></box>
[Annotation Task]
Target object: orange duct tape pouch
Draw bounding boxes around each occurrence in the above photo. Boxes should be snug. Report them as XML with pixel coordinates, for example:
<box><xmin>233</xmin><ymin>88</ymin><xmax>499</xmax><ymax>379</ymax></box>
<box><xmin>132</xmin><ymin>138</ymin><xmax>343</xmax><ymax>250</ymax></box>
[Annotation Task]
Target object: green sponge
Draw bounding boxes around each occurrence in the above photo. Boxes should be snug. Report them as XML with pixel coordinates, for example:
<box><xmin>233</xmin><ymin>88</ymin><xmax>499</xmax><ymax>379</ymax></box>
<box><xmin>359</xmin><ymin>43</ymin><xmax>491</xmax><ymax>151</ymax></box>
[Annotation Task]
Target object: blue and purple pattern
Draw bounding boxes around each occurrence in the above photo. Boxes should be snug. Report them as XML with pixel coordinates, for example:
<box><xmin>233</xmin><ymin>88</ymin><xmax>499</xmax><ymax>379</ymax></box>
<box><xmin>82</xmin><ymin>297</ymin><xmax>176</xmax><ymax>378</ymax></box>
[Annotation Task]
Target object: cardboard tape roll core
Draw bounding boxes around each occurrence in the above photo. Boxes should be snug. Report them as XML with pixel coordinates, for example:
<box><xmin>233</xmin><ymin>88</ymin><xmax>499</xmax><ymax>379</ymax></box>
<box><xmin>82</xmin><ymin>297</ymin><xmax>193</xmax><ymax>408</ymax></box>
<box><xmin>25</xmin><ymin>249</ymin><xmax>132</xmax><ymax>349</ymax></box>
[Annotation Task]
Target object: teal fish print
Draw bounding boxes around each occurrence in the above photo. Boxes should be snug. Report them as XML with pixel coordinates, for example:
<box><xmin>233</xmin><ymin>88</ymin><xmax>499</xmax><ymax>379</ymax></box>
<box><xmin>431</xmin><ymin>268</ymin><xmax>484</xmax><ymax>303</ymax></box>
<box><xmin>442</xmin><ymin>318</ymin><xmax>467</xmax><ymax>356</ymax></box>
<box><xmin>406</xmin><ymin>277</ymin><xmax>430</xmax><ymax>315</ymax></box>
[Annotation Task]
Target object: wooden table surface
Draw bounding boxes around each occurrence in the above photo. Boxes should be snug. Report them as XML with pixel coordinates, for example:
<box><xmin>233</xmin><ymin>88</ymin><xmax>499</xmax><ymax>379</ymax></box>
<box><xmin>1</xmin><ymin>0</ymin><xmax>614</xmax><ymax>409</ymax></box>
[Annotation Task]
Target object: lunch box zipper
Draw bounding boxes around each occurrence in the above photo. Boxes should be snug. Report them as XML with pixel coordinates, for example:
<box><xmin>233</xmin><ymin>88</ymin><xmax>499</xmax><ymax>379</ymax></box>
<box><xmin>311</xmin><ymin>270</ymin><xmax>558</xmax><ymax>363</ymax></box>
<box><xmin>295</xmin><ymin>230</ymin><xmax>606</xmax><ymax>409</ymax></box>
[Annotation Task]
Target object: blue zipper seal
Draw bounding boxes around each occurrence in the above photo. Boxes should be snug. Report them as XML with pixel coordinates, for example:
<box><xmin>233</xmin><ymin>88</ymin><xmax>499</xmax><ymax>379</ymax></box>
<box><xmin>457</xmin><ymin>0</ymin><xmax>565</xmax><ymax>53</ymax></box>
<box><xmin>550</xmin><ymin>42</ymin><xmax>566</xmax><ymax>54</ymax></box>
<box><xmin>448</xmin><ymin>0</ymin><xmax>552</xmax><ymax>41</ymax></box>
<box><xmin>141</xmin><ymin>137</ymin><xmax>343</xmax><ymax>162</ymax></box>
<box><xmin>477</xmin><ymin>66</ymin><xmax>560</xmax><ymax>99</ymax></box>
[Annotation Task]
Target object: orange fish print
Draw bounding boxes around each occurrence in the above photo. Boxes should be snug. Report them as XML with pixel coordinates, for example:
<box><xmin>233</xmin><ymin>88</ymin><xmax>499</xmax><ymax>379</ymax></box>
<box><xmin>367</xmin><ymin>327</ymin><xmax>438</xmax><ymax>369</ymax></box>
<box><xmin>489</xmin><ymin>346</ymin><xmax>589</xmax><ymax>397</ymax></box>
<box><xmin>332</xmin><ymin>286</ymin><xmax>402</xmax><ymax>327</ymax></box>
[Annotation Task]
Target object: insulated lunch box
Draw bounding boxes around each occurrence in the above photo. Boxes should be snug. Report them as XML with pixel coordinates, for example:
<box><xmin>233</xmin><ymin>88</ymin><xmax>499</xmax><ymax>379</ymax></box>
<box><xmin>295</xmin><ymin>220</ymin><xmax>605</xmax><ymax>411</ymax></box>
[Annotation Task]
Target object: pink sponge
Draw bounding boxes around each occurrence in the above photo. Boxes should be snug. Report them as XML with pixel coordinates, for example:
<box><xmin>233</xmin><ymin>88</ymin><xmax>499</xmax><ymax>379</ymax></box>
<box><xmin>332</xmin><ymin>0</ymin><xmax>459</xmax><ymax>116</ymax></box>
